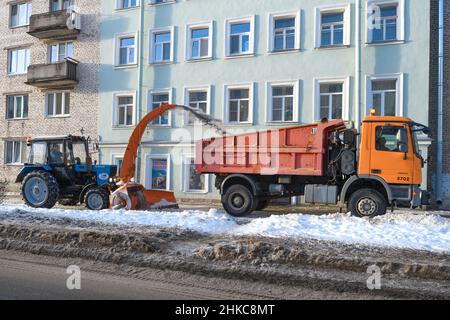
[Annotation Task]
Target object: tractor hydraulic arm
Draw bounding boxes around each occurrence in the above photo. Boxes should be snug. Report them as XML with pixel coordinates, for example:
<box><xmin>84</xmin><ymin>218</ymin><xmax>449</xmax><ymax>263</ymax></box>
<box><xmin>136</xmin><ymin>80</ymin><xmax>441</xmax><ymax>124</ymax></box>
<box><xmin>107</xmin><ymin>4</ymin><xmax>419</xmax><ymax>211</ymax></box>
<box><xmin>119</xmin><ymin>103</ymin><xmax>178</xmax><ymax>183</ymax></box>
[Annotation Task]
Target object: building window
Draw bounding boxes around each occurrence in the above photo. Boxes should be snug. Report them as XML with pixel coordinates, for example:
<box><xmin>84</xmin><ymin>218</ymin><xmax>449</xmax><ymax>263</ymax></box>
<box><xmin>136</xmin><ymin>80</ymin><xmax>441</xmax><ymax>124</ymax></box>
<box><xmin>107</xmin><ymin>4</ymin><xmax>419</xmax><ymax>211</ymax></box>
<box><xmin>366</xmin><ymin>74</ymin><xmax>403</xmax><ymax>116</ymax></box>
<box><xmin>182</xmin><ymin>156</ymin><xmax>208</xmax><ymax>193</ymax></box>
<box><xmin>8</xmin><ymin>48</ymin><xmax>30</xmax><ymax>75</ymax></box>
<box><xmin>150</xmin><ymin>0</ymin><xmax>174</xmax><ymax>5</ymax></box>
<box><xmin>314</xmin><ymin>78</ymin><xmax>349</xmax><ymax>121</ymax></box>
<box><xmin>146</xmin><ymin>155</ymin><xmax>170</xmax><ymax>191</ymax></box>
<box><xmin>367</xmin><ymin>0</ymin><xmax>404</xmax><ymax>43</ymax></box>
<box><xmin>46</xmin><ymin>92</ymin><xmax>70</xmax><ymax>117</ymax></box>
<box><xmin>269</xmin><ymin>12</ymin><xmax>300</xmax><ymax>52</ymax></box>
<box><xmin>115</xmin><ymin>34</ymin><xmax>137</xmax><ymax>66</ymax></box>
<box><xmin>266</xmin><ymin>81</ymin><xmax>299</xmax><ymax>123</ymax></box>
<box><xmin>114</xmin><ymin>94</ymin><xmax>134</xmax><ymax>127</ymax></box>
<box><xmin>10</xmin><ymin>2</ymin><xmax>32</xmax><ymax>28</ymax></box>
<box><xmin>150</xmin><ymin>27</ymin><xmax>174</xmax><ymax>64</ymax></box>
<box><xmin>49</xmin><ymin>42</ymin><xmax>73</xmax><ymax>63</ymax></box>
<box><xmin>224</xmin><ymin>84</ymin><xmax>254</xmax><ymax>124</ymax></box>
<box><xmin>225</xmin><ymin>16</ymin><xmax>255</xmax><ymax>57</ymax></box>
<box><xmin>116</xmin><ymin>0</ymin><xmax>139</xmax><ymax>10</ymax></box>
<box><xmin>6</xmin><ymin>95</ymin><xmax>29</xmax><ymax>120</ymax></box>
<box><xmin>149</xmin><ymin>89</ymin><xmax>172</xmax><ymax>126</ymax></box>
<box><xmin>112</xmin><ymin>154</ymin><xmax>124</xmax><ymax>175</ymax></box>
<box><xmin>4</xmin><ymin>141</ymin><xmax>25</xmax><ymax>165</ymax></box>
<box><xmin>186</xmin><ymin>22</ymin><xmax>212</xmax><ymax>60</ymax></box>
<box><xmin>315</xmin><ymin>5</ymin><xmax>350</xmax><ymax>48</ymax></box>
<box><xmin>184</xmin><ymin>87</ymin><xmax>210</xmax><ymax>124</ymax></box>
<box><xmin>51</xmin><ymin>0</ymin><xmax>74</xmax><ymax>12</ymax></box>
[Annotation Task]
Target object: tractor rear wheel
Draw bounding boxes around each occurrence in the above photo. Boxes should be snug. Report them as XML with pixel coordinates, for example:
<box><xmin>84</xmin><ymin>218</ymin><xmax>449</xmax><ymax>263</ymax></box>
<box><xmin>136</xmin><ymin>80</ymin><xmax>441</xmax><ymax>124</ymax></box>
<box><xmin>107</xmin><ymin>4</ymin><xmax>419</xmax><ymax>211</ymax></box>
<box><xmin>222</xmin><ymin>184</ymin><xmax>257</xmax><ymax>217</ymax></box>
<box><xmin>22</xmin><ymin>171</ymin><xmax>59</xmax><ymax>209</ymax></box>
<box><xmin>348</xmin><ymin>188</ymin><xmax>387</xmax><ymax>218</ymax></box>
<box><xmin>85</xmin><ymin>188</ymin><xmax>109</xmax><ymax>210</ymax></box>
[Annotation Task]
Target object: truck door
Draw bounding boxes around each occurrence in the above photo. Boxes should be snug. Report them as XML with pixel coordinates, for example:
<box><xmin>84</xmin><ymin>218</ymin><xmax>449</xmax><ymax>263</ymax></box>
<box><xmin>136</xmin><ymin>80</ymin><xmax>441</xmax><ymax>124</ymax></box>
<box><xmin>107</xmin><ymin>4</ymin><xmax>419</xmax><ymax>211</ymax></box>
<box><xmin>369</xmin><ymin>124</ymin><xmax>414</xmax><ymax>184</ymax></box>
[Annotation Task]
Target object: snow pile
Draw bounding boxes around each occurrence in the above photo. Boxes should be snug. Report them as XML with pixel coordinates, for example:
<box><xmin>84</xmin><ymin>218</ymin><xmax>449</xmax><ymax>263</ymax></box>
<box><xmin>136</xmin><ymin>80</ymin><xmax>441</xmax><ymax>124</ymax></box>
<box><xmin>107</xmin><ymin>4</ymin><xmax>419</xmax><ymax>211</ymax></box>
<box><xmin>0</xmin><ymin>204</ymin><xmax>449</xmax><ymax>252</ymax></box>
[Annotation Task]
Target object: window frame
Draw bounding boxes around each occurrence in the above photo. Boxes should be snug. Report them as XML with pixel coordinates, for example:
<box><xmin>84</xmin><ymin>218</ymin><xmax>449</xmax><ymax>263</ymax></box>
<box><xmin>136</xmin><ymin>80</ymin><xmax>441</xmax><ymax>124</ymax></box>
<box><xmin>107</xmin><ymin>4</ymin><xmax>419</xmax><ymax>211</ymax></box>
<box><xmin>149</xmin><ymin>0</ymin><xmax>176</xmax><ymax>5</ymax></box>
<box><xmin>183</xmin><ymin>85</ymin><xmax>212</xmax><ymax>125</ymax></box>
<box><xmin>4</xmin><ymin>140</ymin><xmax>25</xmax><ymax>165</ymax></box>
<box><xmin>313</xmin><ymin>77</ymin><xmax>350</xmax><ymax>121</ymax></box>
<box><xmin>114</xmin><ymin>32</ymin><xmax>138</xmax><ymax>68</ymax></box>
<box><xmin>6</xmin><ymin>94</ymin><xmax>29</xmax><ymax>120</ymax></box>
<box><xmin>225</xmin><ymin>16</ymin><xmax>256</xmax><ymax>57</ymax></box>
<box><xmin>366</xmin><ymin>0</ymin><xmax>405</xmax><ymax>44</ymax></box>
<box><xmin>45</xmin><ymin>91</ymin><xmax>71</xmax><ymax>118</ymax></box>
<box><xmin>223</xmin><ymin>83</ymin><xmax>254</xmax><ymax>125</ymax></box>
<box><xmin>148</xmin><ymin>88</ymin><xmax>174</xmax><ymax>127</ymax></box>
<box><xmin>145</xmin><ymin>154</ymin><xmax>172</xmax><ymax>191</ymax></box>
<box><xmin>115</xmin><ymin>0</ymin><xmax>140</xmax><ymax>10</ymax></box>
<box><xmin>185</xmin><ymin>21</ymin><xmax>213</xmax><ymax>61</ymax></box>
<box><xmin>9</xmin><ymin>1</ymin><xmax>32</xmax><ymax>28</ymax></box>
<box><xmin>149</xmin><ymin>26</ymin><xmax>175</xmax><ymax>64</ymax></box>
<box><xmin>7</xmin><ymin>47</ymin><xmax>30</xmax><ymax>75</ymax></box>
<box><xmin>268</xmin><ymin>10</ymin><xmax>301</xmax><ymax>53</ymax></box>
<box><xmin>48</xmin><ymin>41</ymin><xmax>74</xmax><ymax>64</ymax></box>
<box><xmin>365</xmin><ymin>73</ymin><xmax>404</xmax><ymax>116</ymax></box>
<box><xmin>112</xmin><ymin>91</ymin><xmax>136</xmax><ymax>128</ymax></box>
<box><xmin>50</xmin><ymin>0</ymin><xmax>74</xmax><ymax>12</ymax></box>
<box><xmin>111</xmin><ymin>153</ymin><xmax>124</xmax><ymax>175</ymax></box>
<box><xmin>265</xmin><ymin>80</ymin><xmax>300</xmax><ymax>123</ymax></box>
<box><xmin>181</xmin><ymin>154</ymin><xmax>209</xmax><ymax>194</ymax></box>
<box><xmin>314</xmin><ymin>4</ymin><xmax>351</xmax><ymax>48</ymax></box>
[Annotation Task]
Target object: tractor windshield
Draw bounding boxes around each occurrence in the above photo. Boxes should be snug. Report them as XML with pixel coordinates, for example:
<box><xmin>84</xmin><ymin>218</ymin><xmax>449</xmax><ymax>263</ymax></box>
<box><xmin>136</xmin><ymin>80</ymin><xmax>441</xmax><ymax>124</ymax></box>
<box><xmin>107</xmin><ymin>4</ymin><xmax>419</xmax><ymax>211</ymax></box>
<box><xmin>72</xmin><ymin>141</ymin><xmax>88</xmax><ymax>164</ymax></box>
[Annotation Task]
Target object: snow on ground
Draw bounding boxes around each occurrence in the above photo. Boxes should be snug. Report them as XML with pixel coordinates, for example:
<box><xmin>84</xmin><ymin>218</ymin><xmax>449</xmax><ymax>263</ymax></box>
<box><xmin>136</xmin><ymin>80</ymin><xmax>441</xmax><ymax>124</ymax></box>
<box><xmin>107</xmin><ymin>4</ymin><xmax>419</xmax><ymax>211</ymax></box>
<box><xmin>1</xmin><ymin>203</ymin><xmax>449</xmax><ymax>253</ymax></box>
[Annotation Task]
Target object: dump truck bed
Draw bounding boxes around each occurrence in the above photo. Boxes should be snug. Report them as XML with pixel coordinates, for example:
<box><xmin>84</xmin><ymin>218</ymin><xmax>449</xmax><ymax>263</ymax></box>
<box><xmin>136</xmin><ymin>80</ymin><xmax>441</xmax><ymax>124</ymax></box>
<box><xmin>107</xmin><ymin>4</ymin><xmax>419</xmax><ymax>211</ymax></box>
<box><xmin>196</xmin><ymin>119</ymin><xmax>346</xmax><ymax>177</ymax></box>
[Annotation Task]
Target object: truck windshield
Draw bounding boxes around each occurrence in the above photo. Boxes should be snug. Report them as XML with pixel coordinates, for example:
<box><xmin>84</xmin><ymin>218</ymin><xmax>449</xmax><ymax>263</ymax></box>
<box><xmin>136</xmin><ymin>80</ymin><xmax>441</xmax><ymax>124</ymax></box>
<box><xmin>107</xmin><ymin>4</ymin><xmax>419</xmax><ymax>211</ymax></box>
<box><xmin>410</xmin><ymin>122</ymin><xmax>429</xmax><ymax>159</ymax></box>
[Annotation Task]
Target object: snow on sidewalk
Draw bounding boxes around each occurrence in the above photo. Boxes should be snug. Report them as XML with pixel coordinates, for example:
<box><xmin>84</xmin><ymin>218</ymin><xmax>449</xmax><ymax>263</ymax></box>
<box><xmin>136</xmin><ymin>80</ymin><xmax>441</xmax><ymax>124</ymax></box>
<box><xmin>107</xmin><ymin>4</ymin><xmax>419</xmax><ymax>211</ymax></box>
<box><xmin>1</xmin><ymin>204</ymin><xmax>449</xmax><ymax>253</ymax></box>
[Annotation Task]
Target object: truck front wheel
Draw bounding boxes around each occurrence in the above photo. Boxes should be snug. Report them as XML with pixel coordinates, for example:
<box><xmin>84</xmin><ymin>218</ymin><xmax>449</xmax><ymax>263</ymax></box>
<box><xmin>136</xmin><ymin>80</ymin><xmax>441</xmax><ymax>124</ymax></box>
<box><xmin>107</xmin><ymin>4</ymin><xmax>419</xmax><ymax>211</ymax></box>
<box><xmin>222</xmin><ymin>185</ymin><xmax>257</xmax><ymax>217</ymax></box>
<box><xmin>348</xmin><ymin>188</ymin><xmax>387</xmax><ymax>218</ymax></box>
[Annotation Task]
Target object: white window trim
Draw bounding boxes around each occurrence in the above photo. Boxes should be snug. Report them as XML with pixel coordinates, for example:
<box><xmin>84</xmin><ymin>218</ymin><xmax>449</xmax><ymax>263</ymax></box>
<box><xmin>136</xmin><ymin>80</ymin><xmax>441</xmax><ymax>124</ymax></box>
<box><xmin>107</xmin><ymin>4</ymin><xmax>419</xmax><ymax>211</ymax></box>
<box><xmin>45</xmin><ymin>91</ymin><xmax>71</xmax><ymax>118</ymax></box>
<box><xmin>149</xmin><ymin>26</ymin><xmax>175</xmax><ymax>64</ymax></box>
<box><xmin>366</xmin><ymin>0</ymin><xmax>405</xmax><ymax>44</ymax></box>
<box><xmin>223</xmin><ymin>83</ymin><xmax>255</xmax><ymax>125</ymax></box>
<box><xmin>111</xmin><ymin>153</ymin><xmax>124</xmax><ymax>174</ymax></box>
<box><xmin>112</xmin><ymin>91</ymin><xmax>136</xmax><ymax>128</ymax></box>
<box><xmin>181</xmin><ymin>154</ymin><xmax>209</xmax><ymax>194</ymax></box>
<box><xmin>48</xmin><ymin>41</ymin><xmax>73</xmax><ymax>64</ymax></box>
<box><xmin>145</xmin><ymin>154</ymin><xmax>172</xmax><ymax>191</ymax></box>
<box><xmin>148</xmin><ymin>88</ymin><xmax>174</xmax><ymax>127</ymax></box>
<box><xmin>115</xmin><ymin>0</ymin><xmax>140</xmax><ymax>10</ymax></box>
<box><xmin>313</xmin><ymin>77</ymin><xmax>350</xmax><ymax>121</ymax></box>
<box><xmin>183</xmin><ymin>85</ymin><xmax>212</xmax><ymax>125</ymax></box>
<box><xmin>6</xmin><ymin>95</ymin><xmax>28</xmax><ymax>120</ymax></box>
<box><xmin>4</xmin><ymin>140</ymin><xmax>25</xmax><ymax>165</ymax></box>
<box><xmin>365</xmin><ymin>73</ymin><xmax>404</xmax><ymax>116</ymax></box>
<box><xmin>224</xmin><ymin>15</ymin><xmax>256</xmax><ymax>57</ymax></box>
<box><xmin>9</xmin><ymin>2</ymin><xmax>32</xmax><ymax>28</ymax></box>
<box><xmin>265</xmin><ymin>80</ymin><xmax>300</xmax><ymax>123</ymax></box>
<box><xmin>185</xmin><ymin>21</ymin><xmax>213</xmax><ymax>61</ymax></box>
<box><xmin>314</xmin><ymin>4</ymin><xmax>351</xmax><ymax>48</ymax></box>
<box><xmin>7</xmin><ymin>47</ymin><xmax>30</xmax><ymax>75</ymax></box>
<box><xmin>268</xmin><ymin>10</ymin><xmax>301</xmax><ymax>53</ymax></box>
<box><xmin>114</xmin><ymin>32</ymin><xmax>139</xmax><ymax>68</ymax></box>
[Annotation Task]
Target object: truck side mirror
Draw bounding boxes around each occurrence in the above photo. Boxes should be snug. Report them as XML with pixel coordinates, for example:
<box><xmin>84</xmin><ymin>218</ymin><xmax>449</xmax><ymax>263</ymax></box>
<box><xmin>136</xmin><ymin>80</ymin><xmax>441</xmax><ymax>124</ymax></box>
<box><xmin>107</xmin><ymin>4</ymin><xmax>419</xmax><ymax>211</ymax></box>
<box><xmin>399</xmin><ymin>142</ymin><xmax>408</xmax><ymax>160</ymax></box>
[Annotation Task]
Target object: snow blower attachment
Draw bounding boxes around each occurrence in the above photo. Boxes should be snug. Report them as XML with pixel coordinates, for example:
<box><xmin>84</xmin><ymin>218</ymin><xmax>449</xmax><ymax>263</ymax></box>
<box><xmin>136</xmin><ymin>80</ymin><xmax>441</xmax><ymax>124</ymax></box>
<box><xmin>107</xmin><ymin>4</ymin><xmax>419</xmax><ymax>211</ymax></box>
<box><xmin>110</xmin><ymin>103</ymin><xmax>180</xmax><ymax>210</ymax></box>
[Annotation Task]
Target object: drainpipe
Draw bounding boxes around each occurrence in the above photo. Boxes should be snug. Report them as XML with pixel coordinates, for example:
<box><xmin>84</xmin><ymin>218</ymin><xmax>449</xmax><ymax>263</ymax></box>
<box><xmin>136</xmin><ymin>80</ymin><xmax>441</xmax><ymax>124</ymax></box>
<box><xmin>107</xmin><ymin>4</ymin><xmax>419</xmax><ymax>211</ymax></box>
<box><xmin>436</xmin><ymin>0</ymin><xmax>444</xmax><ymax>205</ymax></box>
<box><xmin>355</xmin><ymin>0</ymin><xmax>362</xmax><ymax>129</ymax></box>
<box><xmin>135</xmin><ymin>3</ymin><xmax>145</xmax><ymax>184</ymax></box>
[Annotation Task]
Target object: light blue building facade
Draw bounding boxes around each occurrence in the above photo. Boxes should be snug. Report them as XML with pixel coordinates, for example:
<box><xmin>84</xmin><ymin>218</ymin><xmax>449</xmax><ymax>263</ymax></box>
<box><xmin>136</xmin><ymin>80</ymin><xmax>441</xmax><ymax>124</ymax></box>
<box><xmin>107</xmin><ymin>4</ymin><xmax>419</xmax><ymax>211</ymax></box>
<box><xmin>99</xmin><ymin>0</ymin><xmax>432</xmax><ymax>201</ymax></box>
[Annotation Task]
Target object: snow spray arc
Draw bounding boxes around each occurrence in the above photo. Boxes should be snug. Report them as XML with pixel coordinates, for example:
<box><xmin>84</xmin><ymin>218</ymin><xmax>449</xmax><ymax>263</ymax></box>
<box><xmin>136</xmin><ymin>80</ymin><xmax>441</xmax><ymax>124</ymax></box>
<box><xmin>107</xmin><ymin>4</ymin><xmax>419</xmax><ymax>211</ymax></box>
<box><xmin>174</xmin><ymin>104</ymin><xmax>227</xmax><ymax>136</ymax></box>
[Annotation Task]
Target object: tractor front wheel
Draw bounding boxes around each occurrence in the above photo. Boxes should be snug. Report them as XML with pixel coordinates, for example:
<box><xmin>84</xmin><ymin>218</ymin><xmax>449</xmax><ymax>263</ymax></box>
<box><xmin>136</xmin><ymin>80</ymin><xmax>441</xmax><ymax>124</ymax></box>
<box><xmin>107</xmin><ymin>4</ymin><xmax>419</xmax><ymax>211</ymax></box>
<box><xmin>22</xmin><ymin>171</ymin><xmax>59</xmax><ymax>209</ymax></box>
<box><xmin>85</xmin><ymin>188</ymin><xmax>109</xmax><ymax>211</ymax></box>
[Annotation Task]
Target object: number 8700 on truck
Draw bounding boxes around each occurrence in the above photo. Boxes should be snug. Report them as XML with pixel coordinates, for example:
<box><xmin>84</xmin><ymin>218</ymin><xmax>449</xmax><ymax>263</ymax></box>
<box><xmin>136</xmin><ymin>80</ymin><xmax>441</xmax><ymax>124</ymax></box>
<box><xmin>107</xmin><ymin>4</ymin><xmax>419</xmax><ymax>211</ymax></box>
<box><xmin>195</xmin><ymin>110</ymin><xmax>431</xmax><ymax>218</ymax></box>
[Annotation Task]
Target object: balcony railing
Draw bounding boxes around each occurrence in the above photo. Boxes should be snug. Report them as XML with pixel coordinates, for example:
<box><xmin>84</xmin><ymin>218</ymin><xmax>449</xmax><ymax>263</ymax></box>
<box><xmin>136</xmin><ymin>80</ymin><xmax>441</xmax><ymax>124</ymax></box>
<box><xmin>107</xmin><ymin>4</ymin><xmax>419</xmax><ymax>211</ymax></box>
<box><xmin>25</xmin><ymin>58</ymin><xmax>79</xmax><ymax>89</ymax></box>
<box><xmin>27</xmin><ymin>10</ymin><xmax>81</xmax><ymax>40</ymax></box>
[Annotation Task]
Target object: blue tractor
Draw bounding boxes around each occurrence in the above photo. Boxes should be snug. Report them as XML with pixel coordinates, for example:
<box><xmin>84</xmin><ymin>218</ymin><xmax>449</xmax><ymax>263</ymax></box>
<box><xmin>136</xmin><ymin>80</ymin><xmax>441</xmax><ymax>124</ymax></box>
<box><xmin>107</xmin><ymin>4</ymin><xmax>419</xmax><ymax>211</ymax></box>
<box><xmin>16</xmin><ymin>135</ymin><xmax>118</xmax><ymax>210</ymax></box>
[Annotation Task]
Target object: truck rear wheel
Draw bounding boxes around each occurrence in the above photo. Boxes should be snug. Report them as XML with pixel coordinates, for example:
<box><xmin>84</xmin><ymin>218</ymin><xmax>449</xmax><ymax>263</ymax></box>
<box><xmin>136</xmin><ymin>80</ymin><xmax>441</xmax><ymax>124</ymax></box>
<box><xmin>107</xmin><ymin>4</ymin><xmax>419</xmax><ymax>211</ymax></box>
<box><xmin>348</xmin><ymin>188</ymin><xmax>387</xmax><ymax>218</ymax></box>
<box><xmin>222</xmin><ymin>185</ymin><xmax>257</xmax><ymax>217</ymax></box>
<box><xmin>22</xmin><ymin>171</ymin><xmax>59</xmax><ymax>209</ymax></box>
<box><xmin>85</xmin><ymin>188</ymin><xmax>109</xmax><ymax>210</ymax></box>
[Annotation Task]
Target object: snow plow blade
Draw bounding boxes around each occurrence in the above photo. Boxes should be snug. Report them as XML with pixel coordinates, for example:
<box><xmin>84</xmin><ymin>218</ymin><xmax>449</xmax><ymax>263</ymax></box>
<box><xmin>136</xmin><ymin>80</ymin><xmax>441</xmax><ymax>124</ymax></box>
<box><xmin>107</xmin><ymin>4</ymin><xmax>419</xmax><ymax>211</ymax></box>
<box><xmin>110</xmin><ymin>183</ymin><xmax>179</xmax><ymax>210</ymax></box>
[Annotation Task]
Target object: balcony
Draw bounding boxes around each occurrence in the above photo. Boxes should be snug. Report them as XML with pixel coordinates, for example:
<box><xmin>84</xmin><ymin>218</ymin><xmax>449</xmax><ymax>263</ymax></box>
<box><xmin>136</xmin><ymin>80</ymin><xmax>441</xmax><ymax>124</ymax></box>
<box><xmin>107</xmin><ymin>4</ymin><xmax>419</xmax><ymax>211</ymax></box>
<box><xmin>25</xmin><ymin>58</ymin><xmax>79</xmax><ymax>89</ymax></box>
<box><xmin>27</xmin><ymin>10</ymin><xmax>81</xmax><ymax>40</ymax></box>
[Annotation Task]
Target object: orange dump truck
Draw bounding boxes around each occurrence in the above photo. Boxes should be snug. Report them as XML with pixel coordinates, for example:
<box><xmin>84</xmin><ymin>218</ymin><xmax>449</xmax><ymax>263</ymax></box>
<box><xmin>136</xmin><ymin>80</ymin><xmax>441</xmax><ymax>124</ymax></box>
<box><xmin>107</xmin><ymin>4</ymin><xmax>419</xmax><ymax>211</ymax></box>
<box><xmin>196</xmin><ymin>112</ymin><xmax>430</xmax><ymax>217</ymax></box>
